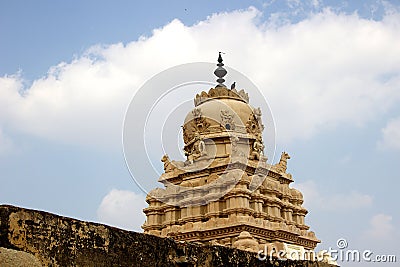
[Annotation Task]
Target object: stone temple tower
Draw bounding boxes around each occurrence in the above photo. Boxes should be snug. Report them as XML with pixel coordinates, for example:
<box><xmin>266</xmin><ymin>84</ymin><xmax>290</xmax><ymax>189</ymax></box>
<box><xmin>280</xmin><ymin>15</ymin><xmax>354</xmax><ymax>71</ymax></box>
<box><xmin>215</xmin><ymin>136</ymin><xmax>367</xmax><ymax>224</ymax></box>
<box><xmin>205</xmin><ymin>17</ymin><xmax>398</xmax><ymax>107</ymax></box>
<box><xmin>142</xmin><ymin>54</ymin><xmax>320</xmax><ymax>255</ymax></box>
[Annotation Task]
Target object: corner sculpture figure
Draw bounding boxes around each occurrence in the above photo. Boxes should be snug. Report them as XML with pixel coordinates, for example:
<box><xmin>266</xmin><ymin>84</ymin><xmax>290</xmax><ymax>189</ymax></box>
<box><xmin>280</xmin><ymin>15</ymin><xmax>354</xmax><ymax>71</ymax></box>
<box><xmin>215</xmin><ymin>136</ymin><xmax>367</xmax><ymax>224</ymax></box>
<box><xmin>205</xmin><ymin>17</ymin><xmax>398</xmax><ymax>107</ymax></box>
<box><xmin>161</xmin><ymin>154</ymin><xmax>185</xmax><ymax>172</ymax></box>
<box><xmin>273</xmin><ymin>151</ymin><xmax>291</xmax><ymax>174</ymax></box>
<box><xmin>142</xmin><ymin>54</ymin><xmax>320</xmax><ymax>259</ymax></box>
<box><xmin>251</xmin><ymin>133</ymin><xmax>265</xmax><ymax>160</ymax></box>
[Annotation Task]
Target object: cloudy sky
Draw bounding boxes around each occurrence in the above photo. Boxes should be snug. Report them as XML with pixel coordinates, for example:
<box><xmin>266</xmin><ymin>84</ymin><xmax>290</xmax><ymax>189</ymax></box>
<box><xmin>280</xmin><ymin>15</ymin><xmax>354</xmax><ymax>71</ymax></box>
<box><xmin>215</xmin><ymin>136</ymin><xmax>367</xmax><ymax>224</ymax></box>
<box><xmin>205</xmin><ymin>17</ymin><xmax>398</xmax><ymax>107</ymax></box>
<box><xmin>1</xmin><ymin>0</ymin><xmax>399</xmax><ymax>265</ymax></box>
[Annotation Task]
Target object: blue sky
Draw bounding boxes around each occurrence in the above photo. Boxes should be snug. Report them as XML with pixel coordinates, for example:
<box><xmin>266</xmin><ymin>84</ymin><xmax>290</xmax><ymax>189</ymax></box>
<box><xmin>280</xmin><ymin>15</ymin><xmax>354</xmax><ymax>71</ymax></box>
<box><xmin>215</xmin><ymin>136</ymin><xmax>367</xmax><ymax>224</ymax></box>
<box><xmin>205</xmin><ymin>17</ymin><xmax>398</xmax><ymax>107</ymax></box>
<box><xmin>1</xmin><ymin>1</ymin><xmax>399</xmax><ymax>265</ymax></box>
<box><xmin>0</xmin><ymin>0</ymin><xmax>389</xmax><ymax>80</ymax></box>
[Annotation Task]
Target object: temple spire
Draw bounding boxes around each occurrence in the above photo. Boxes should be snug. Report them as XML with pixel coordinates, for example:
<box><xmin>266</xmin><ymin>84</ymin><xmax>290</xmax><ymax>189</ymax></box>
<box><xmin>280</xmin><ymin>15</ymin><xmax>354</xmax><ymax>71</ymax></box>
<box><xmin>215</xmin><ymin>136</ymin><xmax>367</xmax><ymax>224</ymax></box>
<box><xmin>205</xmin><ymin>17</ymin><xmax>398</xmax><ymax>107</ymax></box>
<box><xmin>214</xmin><ymin>52</ymin><xmax>227</xmax><ymax>87</ymax></box>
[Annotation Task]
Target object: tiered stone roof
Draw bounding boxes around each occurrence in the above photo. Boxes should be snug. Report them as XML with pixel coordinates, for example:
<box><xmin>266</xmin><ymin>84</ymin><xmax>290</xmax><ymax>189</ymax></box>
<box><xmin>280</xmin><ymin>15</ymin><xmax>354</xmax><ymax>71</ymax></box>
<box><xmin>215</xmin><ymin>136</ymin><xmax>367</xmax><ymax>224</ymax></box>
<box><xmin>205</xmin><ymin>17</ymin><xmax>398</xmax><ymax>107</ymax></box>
<box><xmin>142</xmin><ymin>55</ymin><xmax>320</xmax><ymax>255</ymax></box>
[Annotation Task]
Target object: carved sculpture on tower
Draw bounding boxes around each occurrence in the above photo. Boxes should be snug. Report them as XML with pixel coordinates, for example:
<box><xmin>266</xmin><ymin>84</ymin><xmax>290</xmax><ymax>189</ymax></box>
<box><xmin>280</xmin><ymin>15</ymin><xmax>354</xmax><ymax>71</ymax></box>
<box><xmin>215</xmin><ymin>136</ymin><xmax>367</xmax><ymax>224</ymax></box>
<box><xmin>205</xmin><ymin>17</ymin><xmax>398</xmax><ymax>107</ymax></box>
<box><xmin>142</xmin><ymin>54</ymin><xmax>320</xmax><ymax>255</ymax></box>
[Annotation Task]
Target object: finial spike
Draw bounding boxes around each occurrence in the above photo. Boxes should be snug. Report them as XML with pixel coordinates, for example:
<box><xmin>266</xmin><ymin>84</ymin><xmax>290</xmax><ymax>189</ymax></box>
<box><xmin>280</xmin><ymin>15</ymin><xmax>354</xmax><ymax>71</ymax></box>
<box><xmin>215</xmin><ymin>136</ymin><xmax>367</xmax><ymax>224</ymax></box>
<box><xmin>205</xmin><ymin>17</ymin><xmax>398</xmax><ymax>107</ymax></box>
<box><xmin>218</xmin><ymin>52</ymin><xmax>223</xmax><ymax>64</ymax></box>
<box><xmin>214</xmin><ymin>52</ymin><xmax>227</xmax><ymax>87</ymax></box>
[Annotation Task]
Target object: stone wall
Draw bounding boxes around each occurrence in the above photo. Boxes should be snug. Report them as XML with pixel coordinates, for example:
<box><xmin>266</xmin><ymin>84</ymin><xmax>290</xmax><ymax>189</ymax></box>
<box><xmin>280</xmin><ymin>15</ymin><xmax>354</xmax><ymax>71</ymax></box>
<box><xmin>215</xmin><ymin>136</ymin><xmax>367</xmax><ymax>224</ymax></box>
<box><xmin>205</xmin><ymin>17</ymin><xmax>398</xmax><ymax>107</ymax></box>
<box><xmin>0</xmin><ymin>205</ymin><xmax>335</xmax><ymax>266</ymax></box>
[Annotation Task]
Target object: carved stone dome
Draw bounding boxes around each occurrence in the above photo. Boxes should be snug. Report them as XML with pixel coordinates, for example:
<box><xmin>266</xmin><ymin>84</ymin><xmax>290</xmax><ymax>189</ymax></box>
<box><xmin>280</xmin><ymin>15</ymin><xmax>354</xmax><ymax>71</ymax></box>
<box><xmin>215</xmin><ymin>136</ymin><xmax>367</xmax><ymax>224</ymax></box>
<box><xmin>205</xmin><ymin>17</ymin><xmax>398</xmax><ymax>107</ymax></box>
<box><xmin>290</xmin><ymin>188</ymin><xmax>304</xmax><ymax>200</ymax></box>
<box><xmin>180</xmin><ymin>53</ymin><xmax>265</xmax><ymax>162</ymax></box>
<box><xmin>182</xmin><ymin>86</ymin><xmax>263</xmax><ymax>145</ymax></box>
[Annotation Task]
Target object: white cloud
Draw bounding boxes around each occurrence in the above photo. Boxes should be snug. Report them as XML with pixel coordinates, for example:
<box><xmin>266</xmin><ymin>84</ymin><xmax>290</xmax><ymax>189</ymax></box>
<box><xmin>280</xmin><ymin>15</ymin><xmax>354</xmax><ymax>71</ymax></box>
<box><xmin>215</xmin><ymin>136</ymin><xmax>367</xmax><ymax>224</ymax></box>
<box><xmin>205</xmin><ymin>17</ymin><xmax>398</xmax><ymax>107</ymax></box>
<box><xmin>378</xmin><ymin>117</ymin><xmax>400</xmax><ymax>150</ymax></box>
<box><xmin>97</xmin><ymin>189</ymin><xmax>147</xmax><ymax>231</ymax></box>
<box><xmin>365</xmin><ymin>213</ymin><xmax>395</xmax><ymax>240</ymax></box>
<box><xmin>0</xmin><ymin>6</ymin><xmax>399</xmax><ymax>151</ymax></box>
<box><xmin>296</xmin><ymin>180</ymin><xmax>373</xmax><ymax>211</ymax></box>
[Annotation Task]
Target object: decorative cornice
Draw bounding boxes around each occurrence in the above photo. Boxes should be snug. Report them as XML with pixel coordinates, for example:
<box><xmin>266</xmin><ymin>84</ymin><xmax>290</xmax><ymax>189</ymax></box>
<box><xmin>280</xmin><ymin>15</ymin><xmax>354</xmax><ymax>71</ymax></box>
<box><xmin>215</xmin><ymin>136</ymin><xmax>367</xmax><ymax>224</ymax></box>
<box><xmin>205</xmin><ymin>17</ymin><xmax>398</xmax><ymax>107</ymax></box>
<box><xmin>194</xmin><ymin>87</ymin><xmax>249</xmax><ymax>106</ymax></box>
<box><xmin>169</xmin><ymin>224</ymin><xmax>320</xmax><ymax>250</ymax></box>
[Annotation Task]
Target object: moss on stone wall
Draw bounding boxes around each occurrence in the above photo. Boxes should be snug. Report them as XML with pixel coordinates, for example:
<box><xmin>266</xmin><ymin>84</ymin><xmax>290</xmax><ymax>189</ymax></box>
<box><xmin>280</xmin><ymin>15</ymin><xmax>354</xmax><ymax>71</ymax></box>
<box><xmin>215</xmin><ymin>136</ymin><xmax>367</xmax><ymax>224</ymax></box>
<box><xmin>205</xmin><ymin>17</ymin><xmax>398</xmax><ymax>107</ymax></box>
<box><xmin>0</xmin><ymin>205</ymin><xmax>335</xmax><ymax>267</ymax></box>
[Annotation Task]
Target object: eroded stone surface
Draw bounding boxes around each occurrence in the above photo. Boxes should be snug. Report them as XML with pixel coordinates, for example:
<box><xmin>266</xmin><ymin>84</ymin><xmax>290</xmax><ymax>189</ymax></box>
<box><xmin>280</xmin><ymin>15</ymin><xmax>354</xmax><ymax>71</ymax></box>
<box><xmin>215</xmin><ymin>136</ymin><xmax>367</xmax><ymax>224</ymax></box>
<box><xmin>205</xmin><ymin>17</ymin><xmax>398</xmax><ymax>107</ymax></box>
<box><xmin>0</xmin><ymin>205</ymin><xmax>335</xmax><ymax>267</ymax></box>
<box><xmin>0</xmin><ymin>247</ymin><xmax>42</xmax><ymax>267</ymax></box>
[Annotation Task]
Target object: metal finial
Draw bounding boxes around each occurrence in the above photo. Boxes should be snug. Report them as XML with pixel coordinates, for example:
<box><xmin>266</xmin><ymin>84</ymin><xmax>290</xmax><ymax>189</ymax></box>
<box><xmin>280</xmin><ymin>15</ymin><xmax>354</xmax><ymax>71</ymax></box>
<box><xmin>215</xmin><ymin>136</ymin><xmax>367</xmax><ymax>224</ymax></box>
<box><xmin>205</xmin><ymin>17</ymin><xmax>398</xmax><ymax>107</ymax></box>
<box><xmin>218</xmin><ymin>52</ymin><xmax>223</xmax><ymax>63</ymax></box>
<box><xmin>214</xmin><ymin>52</ymin><xmax>227</xmax><ymax>87</ymax></box>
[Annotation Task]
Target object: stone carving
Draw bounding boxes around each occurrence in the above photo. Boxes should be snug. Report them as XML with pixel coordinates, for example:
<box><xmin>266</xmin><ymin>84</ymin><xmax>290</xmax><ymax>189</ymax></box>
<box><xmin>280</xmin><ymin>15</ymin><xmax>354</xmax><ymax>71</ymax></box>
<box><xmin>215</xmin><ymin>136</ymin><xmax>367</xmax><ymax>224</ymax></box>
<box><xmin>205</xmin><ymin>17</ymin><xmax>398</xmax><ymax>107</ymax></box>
<box><xmin>192</xmin><ymin>108</ymin><xmax>202</xmax><ymax>118</ymax></box>
<box><xmin>182</xmin><ymin>126</ymin><xmax>191</xmax><ymax>145</ymax></box>
<box><xmin>194</xmin><ymin>87</ymin><xmax>249</xmax><ymax>106</ymax></box>
<box><xmin>251</xmin><ymin>133</ymin><xmax>265</xmax><ymax>160</ymax></box>
<box><xmin>246</xmin><ymin>108</ymin><xmax>264</xmax><ymax>135</ymax></box>
<box><xmin>273</xmin><ymin>152</ymin><xmax>291</xmax><ymax>173</ymax></box>
<box><xmin>254</xmin><ymin>107</ymin><xmax>262</xmax><ymax>123</ymax></box>
<box><xmin>182</xmin><ymin>108</ymin><xmax>210</xmax><ymax>144</ymax></box>
<box><xmin>220</xmin><ymin>110</ymin><xmax>235</xmax><ymax>130</ymax></box>
<box><xmin>161</xmin><ymin>154</ymin><xmax>185</xmax><ymax>172</ymax></box>
<box><xmin>161</xmin><ymin>154</ymin><xmax>175</xmax><ymax>172</ymax></box>
<box><xmin>232</xmin><ymin>231</ymin><xmax>259</xmax><ymax>252</ymax></box>
<box><xmin>185</xmin><ymin>133</ymin><xmax>207</xmax><ymax>164</ymax></box>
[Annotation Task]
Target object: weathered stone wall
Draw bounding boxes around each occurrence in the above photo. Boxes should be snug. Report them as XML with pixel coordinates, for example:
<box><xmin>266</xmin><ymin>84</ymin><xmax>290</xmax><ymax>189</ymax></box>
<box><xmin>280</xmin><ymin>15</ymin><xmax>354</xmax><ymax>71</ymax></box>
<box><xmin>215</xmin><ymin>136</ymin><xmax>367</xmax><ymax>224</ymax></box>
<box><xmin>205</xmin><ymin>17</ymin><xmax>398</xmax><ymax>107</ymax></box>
<box><xmin>0</xmin><ymin>247</ymin><xmax>42</xmax><ymax>266</ymax></box>
<box><xmin>0</xmin><ymin>205</ymin><xmax>335</xmax><ymax>266</ymax></box>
